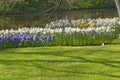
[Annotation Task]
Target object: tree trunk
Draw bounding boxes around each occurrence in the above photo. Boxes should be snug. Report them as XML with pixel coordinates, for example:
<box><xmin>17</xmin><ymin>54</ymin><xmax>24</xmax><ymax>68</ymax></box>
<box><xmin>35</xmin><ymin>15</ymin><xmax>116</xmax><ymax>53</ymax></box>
<box><xmin>115</xmin><ymin>0</ymin><xmax>120</xmax><ymax>17</ymax></box>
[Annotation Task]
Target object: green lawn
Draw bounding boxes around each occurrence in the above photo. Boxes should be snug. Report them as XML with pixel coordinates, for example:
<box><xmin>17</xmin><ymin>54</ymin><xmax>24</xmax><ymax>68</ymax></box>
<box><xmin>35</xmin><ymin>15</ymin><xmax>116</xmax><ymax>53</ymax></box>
<box><xmin>0</xmin><ymin>39</ymin><xmax>120</xmax><ymax>80</ymax></box>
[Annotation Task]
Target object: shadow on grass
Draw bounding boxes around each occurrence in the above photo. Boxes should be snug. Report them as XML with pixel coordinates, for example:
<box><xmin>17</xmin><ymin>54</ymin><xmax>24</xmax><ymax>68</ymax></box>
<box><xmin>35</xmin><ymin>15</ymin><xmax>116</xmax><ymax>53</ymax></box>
<box><xmin>0</xmin><ymin>59</ymin><xmax>119</xmax><ymax>79</ymax></box>
<box><xmin>0</xmin><ymin>47</ymin><xmax>120</xmax><ymax>79</ymax></box>
<box><xmin>1</xmin><ymin>48</ymin><xmax>120</xmax><ymax>55</ymax></box>
<box><xmin>36</xmin><ymin>65</ymin><xmax>120</xmax><ymax>79</ymax></box>
<box><xmin>0</xmin><ymin>59</ymin><xmax>120</xmax><ymax>78</ymax></box>
<box><xmin>0</xmin><ymin>48</ymin><xmax>120</xmax><ymax>68</ymax></box>
<box><xmin>0</xmin><ymin>56</ymin><xmax>120</xmax><ymax>68</ymax></box>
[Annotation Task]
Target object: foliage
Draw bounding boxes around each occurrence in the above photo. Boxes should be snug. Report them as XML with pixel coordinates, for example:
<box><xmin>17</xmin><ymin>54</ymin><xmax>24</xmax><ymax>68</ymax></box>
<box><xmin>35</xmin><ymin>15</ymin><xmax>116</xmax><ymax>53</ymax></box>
<box><xmin>114</xmin><ymin>25</ymin><xmax>120</xmax><ymax>38</ymax></box>
<box><xmin>0</xmin><ymin>0</ymin><xmax>116</xmax><ymax>15</ymax></box>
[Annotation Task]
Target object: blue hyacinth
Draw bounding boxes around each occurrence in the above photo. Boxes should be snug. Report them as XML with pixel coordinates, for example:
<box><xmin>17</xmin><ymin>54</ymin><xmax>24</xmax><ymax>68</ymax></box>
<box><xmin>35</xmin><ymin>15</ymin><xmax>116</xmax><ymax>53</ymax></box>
<box><xmin>0</xmin><ymin>34</ymin><xmax>55</xmax><ymax>48</ymax></box>
<box><xmin>0</xmin><ymin>37</ymin><xmax>4</xmax><ymax>43</ymax></box>
<box><xmin>40</xmin><ymin>35</ymin><xmax>47</xmax><ymax>42</ymax></box>
<box><xmin>26</xmin><ymin>35</ymin><xmax>33</xmax><ymax>42</ymax></box>
<box><xmin>32</xmin><ymin>34</ymin><xmax>38</xmax><ymax>41</ymax></box>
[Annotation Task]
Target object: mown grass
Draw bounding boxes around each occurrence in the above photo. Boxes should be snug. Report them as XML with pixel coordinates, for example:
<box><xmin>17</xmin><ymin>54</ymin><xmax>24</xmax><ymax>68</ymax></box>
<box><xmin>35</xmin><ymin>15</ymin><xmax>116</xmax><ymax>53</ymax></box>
<box><xmin>0</xmin><ymin>39</ymin><xmax>120</xmax><ymax>80</ymax></box>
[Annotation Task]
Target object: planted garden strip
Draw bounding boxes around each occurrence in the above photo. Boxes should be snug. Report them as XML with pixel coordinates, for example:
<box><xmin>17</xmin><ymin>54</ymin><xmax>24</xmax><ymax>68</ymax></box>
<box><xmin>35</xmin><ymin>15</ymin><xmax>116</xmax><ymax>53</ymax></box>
<box><xmin>0</xmin><ymin>18</ymin><xmax>120</xmax><ymax>49</ymax></box>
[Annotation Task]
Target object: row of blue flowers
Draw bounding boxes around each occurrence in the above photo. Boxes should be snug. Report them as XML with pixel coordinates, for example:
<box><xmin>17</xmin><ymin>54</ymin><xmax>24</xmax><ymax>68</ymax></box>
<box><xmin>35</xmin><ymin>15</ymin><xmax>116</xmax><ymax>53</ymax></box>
<box><xmin>0</xmin><ymin>34</ymin><xmax>55</xmax><ymax>49</ymax></box>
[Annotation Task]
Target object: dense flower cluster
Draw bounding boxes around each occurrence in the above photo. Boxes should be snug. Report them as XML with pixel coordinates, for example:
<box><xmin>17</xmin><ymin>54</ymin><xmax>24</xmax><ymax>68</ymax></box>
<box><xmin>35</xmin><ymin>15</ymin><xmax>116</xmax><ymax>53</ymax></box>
<box><xmin>71</xmin><ymin>18</ymin><xmax>119</xmax><ymax>28</ymax></box>
<box><xmin>45</xmin><ymin>18</ymin><xmax>119</xmax><ymax>28</ymax></box>
<box><xmin>0</xmin><ymin>34</ymin><xmax>54</xmax><ymax>43</ymax></box>
<box><xmin>45</xmin><ymin>19</ymin><xmax>71</xmax><ymax>28</ymax></box>
<box><xmin>0</xmin><ymin>34</ymin><xmax>54</xmax><ymax>48</ymax></box>
<box><xmin>0</xmin><ymin>26</ymin><xmax>116</xmax><ymax>35</ymax></box>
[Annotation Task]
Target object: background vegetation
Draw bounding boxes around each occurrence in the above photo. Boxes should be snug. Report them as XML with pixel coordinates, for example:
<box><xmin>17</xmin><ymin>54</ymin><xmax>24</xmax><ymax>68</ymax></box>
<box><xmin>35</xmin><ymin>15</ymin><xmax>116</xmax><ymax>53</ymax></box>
<box><xmin>0</xmin><ymin>0</ymin><xmax>116</xmax><ymax>15</ymax></box>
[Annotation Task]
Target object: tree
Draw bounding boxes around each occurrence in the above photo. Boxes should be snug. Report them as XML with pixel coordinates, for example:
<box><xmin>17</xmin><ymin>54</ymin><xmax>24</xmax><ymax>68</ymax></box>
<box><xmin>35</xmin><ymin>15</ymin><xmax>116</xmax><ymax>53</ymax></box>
<box><xmin>115</xmin><ymin>0</ymin><xmax>120</xmax><ymax>17</ymax></box>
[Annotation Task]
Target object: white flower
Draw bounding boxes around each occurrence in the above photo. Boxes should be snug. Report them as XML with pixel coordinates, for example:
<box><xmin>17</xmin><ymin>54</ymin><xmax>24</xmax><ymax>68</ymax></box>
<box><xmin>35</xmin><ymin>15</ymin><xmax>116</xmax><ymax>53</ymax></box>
<box><xmin>117</xmin><ymin>21</ymin><xmax>120</xmax><ymax>25</ymax></box>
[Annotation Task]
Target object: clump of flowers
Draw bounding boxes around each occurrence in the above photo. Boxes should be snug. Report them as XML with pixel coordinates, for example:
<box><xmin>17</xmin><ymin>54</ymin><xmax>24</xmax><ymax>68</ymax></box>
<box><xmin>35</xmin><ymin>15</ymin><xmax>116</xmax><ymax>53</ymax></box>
<box><xmin>0</xmin><ymin>34</ymin><xmax>55</xmax><ymax>49</ymax></box>
<box><xmin>44</xmin><ymin>18</ymin><xmax>119</xmax><ymax>29</ymax></box>
<box><xmin>71</xmin><ymin>19</ymin><xmax>97</xmax><ymax>28</ymax></box>
<box><xmin>71</xmin><ymin>18</ymin><xmax>119</xmax><ymax>28</ymax></box>
<box><xmin>45</xmin><ymin>19</ymin><xmax>71</xmax><ymax>29</ymax></box>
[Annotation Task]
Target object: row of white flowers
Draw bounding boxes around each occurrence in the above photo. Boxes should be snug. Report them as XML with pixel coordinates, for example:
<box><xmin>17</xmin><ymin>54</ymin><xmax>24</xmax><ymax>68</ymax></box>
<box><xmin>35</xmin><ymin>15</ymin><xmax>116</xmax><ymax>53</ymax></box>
<box><xmin>0</xmin><ymin>26</ymin><xmax>116</xmax><ymax>36</ymax></box>
<box><xmin>0</xmin><ymin>18</ymin><xmax>119</xmax><ymax>36</ymax></box>
<box><xmin>45</xmin><ymin>18</ymin><xmax>120</xmax><ymax>28</ymax></box>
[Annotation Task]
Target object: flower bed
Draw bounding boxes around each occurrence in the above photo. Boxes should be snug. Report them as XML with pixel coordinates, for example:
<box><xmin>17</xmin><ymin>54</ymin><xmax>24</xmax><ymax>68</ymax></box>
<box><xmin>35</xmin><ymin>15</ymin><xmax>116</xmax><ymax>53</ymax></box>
<box><xmin>0</xmin><ymin>18</ymin><xmax>120</xmax><ymax>49</ymax></box>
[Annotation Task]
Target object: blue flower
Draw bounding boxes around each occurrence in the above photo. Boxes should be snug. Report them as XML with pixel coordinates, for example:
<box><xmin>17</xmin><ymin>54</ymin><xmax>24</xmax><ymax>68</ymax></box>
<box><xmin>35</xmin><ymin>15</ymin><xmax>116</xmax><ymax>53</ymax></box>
<box><xmin>5</xmin><ymin>34</ymin><xmax>12</xmax><ymax>41</ymax></box>
<box><xmin>40</xmin><ymin>35</ymin><xmax>47</xmax><ymax>42</ymax></box>
<box><xmin>18</xmin><ymin>34</ymin><xmax>26</xmax><ymax>41</ymax></box>
<box><xmin>0</xmin><ymin>37</ymin><xmax>4</xmax><ymax>43</ymax></box>
<box><xmin>47</xmin><ymin>36</ymin><xmax>51</xmax><ymax>42</ymax></box>
<box><xmin>26</xmin><ymin>35</ymin><xmax>33</xmax><ymax>42</ymax></box>
<box><xmin>51</xmin><ymin>35</ymin><xmax>55</xmax><ymax>41</ymax></box>
<box><xmin>32</xmin><ymin>34</ymin><xmax>38</xmax><ymax>41</ymax></box>
<box><xmin>12</xmin><ymin>35</ymin><xmax>19</xmax><ymax>43</ymax></box>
